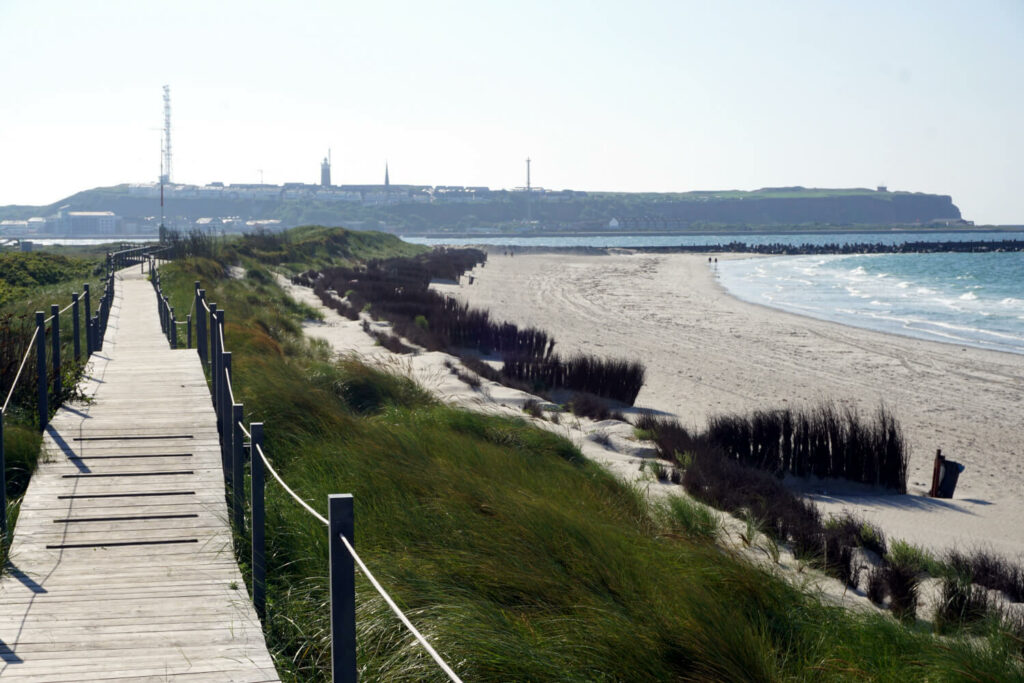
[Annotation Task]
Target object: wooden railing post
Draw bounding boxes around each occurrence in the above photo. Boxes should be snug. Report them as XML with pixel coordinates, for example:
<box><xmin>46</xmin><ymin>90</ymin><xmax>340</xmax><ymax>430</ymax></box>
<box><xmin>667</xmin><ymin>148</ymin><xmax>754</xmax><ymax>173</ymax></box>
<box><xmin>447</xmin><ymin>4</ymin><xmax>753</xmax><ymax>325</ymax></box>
<box><xmin>329</xmin><ymin>494</ymin><xmax>357</xmax><ymax>683</ymax></box>
<box><xmin>72</xmin><ymin>292</ymin><xmax>81</xmax><ymax>361</ymax></box>
<box><xmin>220</xmin><ymin>352</ymin><xmax>232</xmax><ymax>479</ymax></box>
<box><xmin>169</xmin><ymin>307</ymin><xmax>177</xmax><ymax>349</ymax></box>
<box><xmin>83</xmin><ymin>284</ymin><xmax>92</xmax><ymax>356</ymax></box>
<box><xmin>197</xmin><ymin>290</ymin><xmax>207</xmax><ymax>366</ymax></box>
<box><xmin>50</xmin><ymin>304</ymin><xmax>60</xmax><ymax>400</ymax></box>
<box><xmin>35</xmin><ymin>312</ymin><xmax>47</xmax><ymax>429</ymax></box>
<box><xmin>251</xmin><ymin>422</ymin><xmax>266</xmax><ymax>620</ymax></box>
<box><xmin>0</xmin><ymin>411</ymin><xmax>7</xmax><ymax>535</ymax></box>
<box><xmin>210</xmin><ymin>304</ymin><xmax>219</xmax><ymax>406</ymax></box>
<box><xmin>231</xmin><ymin>403</ymin><xmax>244</xmax><ymax>532</ymax></box>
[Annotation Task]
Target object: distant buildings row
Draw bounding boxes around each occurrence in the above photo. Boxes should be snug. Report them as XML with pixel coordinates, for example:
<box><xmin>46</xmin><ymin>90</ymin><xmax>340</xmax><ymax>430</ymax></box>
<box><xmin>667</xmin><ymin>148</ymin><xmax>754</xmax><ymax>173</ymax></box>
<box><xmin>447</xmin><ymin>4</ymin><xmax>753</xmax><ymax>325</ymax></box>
<box><xmin>0</xmin><ymin>211</ymin><xmax>149</xmax><ymax>238</ymax></box>
<box><xmin>0</xmin><ymin>211</ymin><xmax>289</xmax><ymax>239</ymax></box>
<box><xmin>125</xmin><ymin>181</ymin><xmax>573</xmax><ymax>205</ymax></box>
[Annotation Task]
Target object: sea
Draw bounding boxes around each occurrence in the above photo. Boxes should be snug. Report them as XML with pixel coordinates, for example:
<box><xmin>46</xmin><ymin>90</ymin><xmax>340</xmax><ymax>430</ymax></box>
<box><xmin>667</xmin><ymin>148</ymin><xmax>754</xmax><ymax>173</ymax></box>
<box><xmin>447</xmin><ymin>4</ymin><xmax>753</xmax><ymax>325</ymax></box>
<box><xmin>406</xmin><ymin>231</ymin><xmax>1024</xmax><ymax>355</ymax></box>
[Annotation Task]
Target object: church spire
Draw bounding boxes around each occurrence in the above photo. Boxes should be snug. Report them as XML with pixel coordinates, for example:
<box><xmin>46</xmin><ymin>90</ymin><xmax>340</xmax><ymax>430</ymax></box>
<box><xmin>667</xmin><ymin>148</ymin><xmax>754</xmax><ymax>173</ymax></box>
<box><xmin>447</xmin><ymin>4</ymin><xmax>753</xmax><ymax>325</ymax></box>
<box><xmin>384</xmin><ymin>161</ymin><xmax>390</xmax><ymax>188</ymax></box>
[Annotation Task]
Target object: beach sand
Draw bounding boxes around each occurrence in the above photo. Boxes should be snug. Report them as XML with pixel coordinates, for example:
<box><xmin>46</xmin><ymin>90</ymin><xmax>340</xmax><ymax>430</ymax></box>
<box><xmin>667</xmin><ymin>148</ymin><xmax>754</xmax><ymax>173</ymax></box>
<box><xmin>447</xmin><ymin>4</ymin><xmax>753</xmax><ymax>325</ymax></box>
<box><xmin>435</xmin><ymin>252</ymin><xmax>1024</xmax><ymax>561</ymax></box>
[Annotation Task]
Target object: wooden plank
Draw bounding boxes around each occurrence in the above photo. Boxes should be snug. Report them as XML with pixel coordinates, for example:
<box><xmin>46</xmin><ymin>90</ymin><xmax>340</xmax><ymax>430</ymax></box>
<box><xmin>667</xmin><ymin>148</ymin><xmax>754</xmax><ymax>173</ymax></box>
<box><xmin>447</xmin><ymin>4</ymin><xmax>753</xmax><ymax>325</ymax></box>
<box><xmin>0</xmin><ymin>269</ymin><xmax>280</xmax><ymax>681</ymax></box>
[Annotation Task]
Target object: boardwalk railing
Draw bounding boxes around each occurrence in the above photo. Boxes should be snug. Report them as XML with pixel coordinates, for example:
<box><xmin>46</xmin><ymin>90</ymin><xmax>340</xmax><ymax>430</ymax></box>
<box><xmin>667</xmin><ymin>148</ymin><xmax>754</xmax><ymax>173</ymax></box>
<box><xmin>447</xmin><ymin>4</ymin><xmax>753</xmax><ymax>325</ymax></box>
<box><xmin>0</xmin><ymin>244</ymin><xmax>166</xmax><ymax>535</ymax></box>
<box><xmin>151</xmin><ymin>271</ymin><xmax>462</xmax><ymax>683</ymax></box>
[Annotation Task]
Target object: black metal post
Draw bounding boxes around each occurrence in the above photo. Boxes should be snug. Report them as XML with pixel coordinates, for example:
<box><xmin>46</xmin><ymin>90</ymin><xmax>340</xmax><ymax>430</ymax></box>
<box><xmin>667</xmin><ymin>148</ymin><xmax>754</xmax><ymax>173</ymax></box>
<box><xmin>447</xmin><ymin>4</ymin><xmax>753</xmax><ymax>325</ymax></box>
<box><xmin>83</xmin><ymin>284</ymin><xmax>92</xmax><ymax>356</ymax></box>
<box><xmin>36</xmin><ymin>312</ymin><xmax>47</xmax><ymax>429</ymax></box>
<box><xmin>329</xmin><ymin>494</ymin><xmax>357</xmax><ymax>683</ymax></box>
<box><xmin>232</xmin><ymin>403</ymin><xmax>244</xmax><ymax>532</ymax></box>
<box><xmin>186</xmin><ymin>314</ymin><xmax>192</xmax><ymax>349</ymax></box>
<box><xmin>72</xmin><ymin>292</ymin><xmax>80</xmax><ymax>361</ymax></box>
<box><xmin>170</xmin><ymin>308</ymin><xmax>177</xmax><ymax>349</ymax></box>
<box><xmin>251</xmin><ymin>422</ymin><xmax>266</xmax><ymax>620</ymax></box>
<box><xmin>51</xmin><ymin>304</ymin><xmax>60</xmax><ymax>400</ymax></box>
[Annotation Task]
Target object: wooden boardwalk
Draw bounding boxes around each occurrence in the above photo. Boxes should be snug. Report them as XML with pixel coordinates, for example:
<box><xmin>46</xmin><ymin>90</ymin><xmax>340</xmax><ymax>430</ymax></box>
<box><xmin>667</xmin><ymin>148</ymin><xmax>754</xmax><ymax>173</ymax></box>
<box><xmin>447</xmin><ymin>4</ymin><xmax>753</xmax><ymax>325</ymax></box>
<box><xmin>0</xmin><ymin>269</ymin><xmax>280</xmax><ymax>681</ymax></box>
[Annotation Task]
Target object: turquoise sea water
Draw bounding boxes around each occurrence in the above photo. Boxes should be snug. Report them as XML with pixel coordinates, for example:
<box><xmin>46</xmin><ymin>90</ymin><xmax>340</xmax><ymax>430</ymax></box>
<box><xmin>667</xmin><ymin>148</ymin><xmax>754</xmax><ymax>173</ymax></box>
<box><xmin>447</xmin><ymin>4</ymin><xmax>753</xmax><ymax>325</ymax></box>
<box><xmin>716</xmin><ymin>252</ymin><xmax>1024</xmax><ymax>354</ymax></box>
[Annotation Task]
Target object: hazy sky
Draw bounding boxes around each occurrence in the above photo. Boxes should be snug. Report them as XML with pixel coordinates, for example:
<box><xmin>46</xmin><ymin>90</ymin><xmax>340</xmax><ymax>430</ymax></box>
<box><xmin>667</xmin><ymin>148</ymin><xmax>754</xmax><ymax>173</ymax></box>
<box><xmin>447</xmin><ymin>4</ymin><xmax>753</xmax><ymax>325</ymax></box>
<box><xmin>1</xmin><ymin>1</ymin><xmax>1022</xmax><ymax>223</ymax></box>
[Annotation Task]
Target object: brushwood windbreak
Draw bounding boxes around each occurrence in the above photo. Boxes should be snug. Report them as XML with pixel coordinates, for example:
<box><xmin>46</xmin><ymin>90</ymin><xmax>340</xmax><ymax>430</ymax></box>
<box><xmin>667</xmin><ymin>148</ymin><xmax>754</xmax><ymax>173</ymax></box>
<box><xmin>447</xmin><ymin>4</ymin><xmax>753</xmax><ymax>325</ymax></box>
<box><xmin>294</xmin><ymin>248</ymin><xmax>647</xmax><ymax>405</ymax></box>
<box><xmin>705</xmin><ymin>402</ymin><xmax>909</xmax><ymax>491</ymax></box>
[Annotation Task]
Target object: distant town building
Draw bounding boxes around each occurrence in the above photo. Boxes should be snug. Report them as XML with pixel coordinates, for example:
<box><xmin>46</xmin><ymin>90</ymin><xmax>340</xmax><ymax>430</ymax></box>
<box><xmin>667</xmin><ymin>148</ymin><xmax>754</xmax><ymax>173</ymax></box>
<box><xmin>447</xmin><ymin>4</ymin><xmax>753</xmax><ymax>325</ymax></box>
<box><xmin>60</xmin><ymin>211</ymin><xmax>121</xmax><ymax>235</ymax></box>
<box><xmin>321</xmin><ymin>155</ymin><xmax>331</xmax><ymax>187</ymax></box>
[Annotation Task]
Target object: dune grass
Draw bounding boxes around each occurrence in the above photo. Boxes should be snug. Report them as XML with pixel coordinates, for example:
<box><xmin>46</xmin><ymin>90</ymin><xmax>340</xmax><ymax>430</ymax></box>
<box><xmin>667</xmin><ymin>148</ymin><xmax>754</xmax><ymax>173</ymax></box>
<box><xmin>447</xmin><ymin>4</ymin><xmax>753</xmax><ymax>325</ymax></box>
<box><xmin>152</xmin><ymin>249</ymin><xmax>1024</xmax><ymax>680</ymax></box>
<box><xmin>0</xmin><ymin>251</ymin><xmax>103</xmax><ymax>564</ymax></box>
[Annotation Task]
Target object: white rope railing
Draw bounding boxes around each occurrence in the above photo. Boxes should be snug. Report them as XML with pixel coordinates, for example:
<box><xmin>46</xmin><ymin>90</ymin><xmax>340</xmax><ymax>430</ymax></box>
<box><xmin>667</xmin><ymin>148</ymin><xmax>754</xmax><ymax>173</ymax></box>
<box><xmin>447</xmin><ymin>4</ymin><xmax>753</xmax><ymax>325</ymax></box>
<box><xmin>338</xmin><ymin>533</ymin><xmax>464</xmax><ymax>682</ymax></box>
<box><xmin>254</xmin><ymin>443</ymin><xmax>461</xmax><ymax>680</ymax></box>
<box><xmin>255</xmin><ymin>443</ymin><xmax>328</xmax><ymax>525</ymax></box>
<box><xmin>224</xmin><ymin>367</ymin><xmax>236</xmax><ymax>406</ymax></box>
<box><xmin>59</xmin><ymin>299</ymin><xmax>76</xmax><ymax>315</ymax></box>
<box><xmin>2</xmin><ymin>327</ymin><xmax>40</xmax><ymax>414</ymax></box>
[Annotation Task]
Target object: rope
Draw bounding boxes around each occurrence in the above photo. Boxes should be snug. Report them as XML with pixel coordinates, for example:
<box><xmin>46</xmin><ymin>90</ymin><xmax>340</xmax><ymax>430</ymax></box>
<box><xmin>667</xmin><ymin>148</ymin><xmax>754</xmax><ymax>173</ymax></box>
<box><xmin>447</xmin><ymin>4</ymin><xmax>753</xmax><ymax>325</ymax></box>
<box><xmin>174</xmin><ymin>320</ymin><xmax>189</xmax><ymax>326</ymax></box>
<box><xmin>237</xmin><ymin>420</ymin><xmax>251</xmax><ymax>438</ymax></box>
<box><xmin>2</xmin><ymin>327</ymin><xmax>40</xmax><ymax>414</ymax></box>
<box><xmin>224</xmin><ymin>367</ymin><xmax>236</xmax><ymax>406</ymax></box>
<box><xmin>59</xmin><ymin>300</ymin><xmax>76</xmax><ymax>315</ymax></box>
<box><xmin>339</xmin><ymin>533</ymin><xmax>463</xmax><ymax>683</ymax></box>
<box><xmin>201</xmin><ymin>298</ymin><xmax>211</xmax><ymax>313</ymax></box>
<box><xmin>44</xmin><ymin>314</ymin><xmax>54</xmax><ymax>324</ymax></box>
<box><xmin>253</xmin><ymin>443</ymin><xmax>462</xmax><ymax>682</ymax></box>
<box><xmin>255</xmin><ymin>443</ymin><xmax>329</xmax><ymax>525</ymax></box>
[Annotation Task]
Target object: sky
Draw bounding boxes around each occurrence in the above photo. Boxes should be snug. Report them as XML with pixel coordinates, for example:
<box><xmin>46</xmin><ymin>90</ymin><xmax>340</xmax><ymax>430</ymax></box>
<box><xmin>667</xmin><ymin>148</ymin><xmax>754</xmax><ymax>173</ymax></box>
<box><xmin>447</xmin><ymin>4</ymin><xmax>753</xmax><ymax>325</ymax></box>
<box><xmin>1</xmin><ymin>0</ymin><xmax>1022</xmax><ymax>223</ymax></box>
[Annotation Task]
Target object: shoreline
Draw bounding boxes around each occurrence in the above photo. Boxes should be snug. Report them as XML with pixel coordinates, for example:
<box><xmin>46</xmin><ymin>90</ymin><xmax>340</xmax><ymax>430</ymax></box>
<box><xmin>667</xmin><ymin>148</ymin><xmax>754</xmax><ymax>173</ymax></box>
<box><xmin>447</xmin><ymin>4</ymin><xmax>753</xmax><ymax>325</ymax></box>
<box><xmin>708</xmin><ymin>254</ymin><xmax>1024</xmax><ymax>360</ymax></box>
<box><xmin>437</xmin><ymin>251</ymin><xmax>1024</xmax><ymax>560</ymax></box>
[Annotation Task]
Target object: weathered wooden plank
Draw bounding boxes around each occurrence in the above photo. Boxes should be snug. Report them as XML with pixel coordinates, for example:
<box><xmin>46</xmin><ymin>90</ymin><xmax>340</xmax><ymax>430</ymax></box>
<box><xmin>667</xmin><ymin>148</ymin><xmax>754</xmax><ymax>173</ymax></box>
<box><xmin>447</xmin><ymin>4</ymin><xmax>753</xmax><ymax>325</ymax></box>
<box><xmin>0</xmin><ymin>269</ymin><xmax>280</xmax><ymax>681</ymax></box>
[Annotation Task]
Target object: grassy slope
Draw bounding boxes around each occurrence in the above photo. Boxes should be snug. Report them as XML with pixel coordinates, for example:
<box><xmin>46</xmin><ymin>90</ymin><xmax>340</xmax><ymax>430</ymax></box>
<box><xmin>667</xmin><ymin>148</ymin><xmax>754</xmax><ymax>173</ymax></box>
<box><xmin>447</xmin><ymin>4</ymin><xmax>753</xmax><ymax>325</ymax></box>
<box><xmin>150</xmin><ymin>229</ymin><xmax>1020</xmax><ymax>680</ymax></box>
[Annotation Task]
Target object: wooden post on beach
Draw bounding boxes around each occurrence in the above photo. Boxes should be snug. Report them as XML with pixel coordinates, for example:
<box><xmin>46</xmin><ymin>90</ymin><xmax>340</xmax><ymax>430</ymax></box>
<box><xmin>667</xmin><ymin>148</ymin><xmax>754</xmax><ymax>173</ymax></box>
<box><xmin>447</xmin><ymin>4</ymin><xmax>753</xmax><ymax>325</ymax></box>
<box><xmin>929</xmin><ymin>449</ymin><xmax>944</xmax><ymax>497</ymax></box>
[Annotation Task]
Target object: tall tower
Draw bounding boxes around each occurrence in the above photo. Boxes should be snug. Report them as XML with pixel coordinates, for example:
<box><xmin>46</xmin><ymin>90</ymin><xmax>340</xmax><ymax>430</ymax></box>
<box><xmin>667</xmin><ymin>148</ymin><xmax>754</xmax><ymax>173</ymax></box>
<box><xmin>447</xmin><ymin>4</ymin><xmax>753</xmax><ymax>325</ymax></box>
<box><xmin>526</xmin><ymin>157</ymin><xmax>531</xmax><ymax>192</ymax></box>
<box><xmin>161</xmin><ymin>85</ymin><xmax>172</xmax><ymax>184</ymax></box>
<box><xmin>321</xmin><ymin>150</ymin><xmax>331</xmax><ymax>187</ymax></box>
<box><xmin>525</xmin><ymin>157</ymin><xmax>532</xmax><ymax>221</ymax></box>
<box><xmin>384</xmin><ymin>162</ymin><xmax>390</xmax><ymax>188</ymax></box>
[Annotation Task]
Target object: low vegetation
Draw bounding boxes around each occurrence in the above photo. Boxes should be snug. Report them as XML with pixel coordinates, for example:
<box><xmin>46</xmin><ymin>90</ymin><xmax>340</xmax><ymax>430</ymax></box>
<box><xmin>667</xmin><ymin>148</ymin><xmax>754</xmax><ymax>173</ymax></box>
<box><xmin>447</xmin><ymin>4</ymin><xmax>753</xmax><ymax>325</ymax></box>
<box><xmin>636</xmin><ymin>410</ymin><xmax>1024</xmax><ymax>641</ymax></box>
<box><xmin>1</xmin><ymin>250</ymin><xmax>104</xmax><ymax>560</ymax></box>
<box><xmin>141</xmin><ymin>229</ymin><xmax>1024</xmax><ymax>679</ymax></box>
<box><xmin>295</xmin><ymin>248</ymin><xmax>646</xmax><ymax>404</ymax></box>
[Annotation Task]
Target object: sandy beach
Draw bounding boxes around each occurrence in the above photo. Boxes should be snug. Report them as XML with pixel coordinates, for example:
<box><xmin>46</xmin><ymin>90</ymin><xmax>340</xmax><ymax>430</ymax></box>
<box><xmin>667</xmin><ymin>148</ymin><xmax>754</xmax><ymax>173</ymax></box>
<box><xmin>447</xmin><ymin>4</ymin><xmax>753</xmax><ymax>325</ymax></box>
<box><xmin>434</xmin><ymin>252</ymin><xmax>1024</xmax><ymax>561</ymax></box>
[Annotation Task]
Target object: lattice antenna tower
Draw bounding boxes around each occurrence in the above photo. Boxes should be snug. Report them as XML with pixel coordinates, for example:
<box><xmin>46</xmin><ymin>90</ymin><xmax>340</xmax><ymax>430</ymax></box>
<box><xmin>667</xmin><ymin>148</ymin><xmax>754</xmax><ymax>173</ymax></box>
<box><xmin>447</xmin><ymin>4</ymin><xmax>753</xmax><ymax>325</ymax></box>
<box><xmin>161</xmin><ymin>85</ymin><xmax>172</xmax><ymax>183</ymax></box>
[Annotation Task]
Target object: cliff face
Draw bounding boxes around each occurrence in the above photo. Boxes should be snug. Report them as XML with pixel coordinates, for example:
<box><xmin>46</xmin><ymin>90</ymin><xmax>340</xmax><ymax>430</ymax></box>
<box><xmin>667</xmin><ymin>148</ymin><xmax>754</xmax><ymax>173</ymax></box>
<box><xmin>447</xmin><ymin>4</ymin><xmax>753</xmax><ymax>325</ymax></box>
<box><xmin>638</xmin><ymin>193</ymin><xmax>962</xmax><ymax>225</ymax></box>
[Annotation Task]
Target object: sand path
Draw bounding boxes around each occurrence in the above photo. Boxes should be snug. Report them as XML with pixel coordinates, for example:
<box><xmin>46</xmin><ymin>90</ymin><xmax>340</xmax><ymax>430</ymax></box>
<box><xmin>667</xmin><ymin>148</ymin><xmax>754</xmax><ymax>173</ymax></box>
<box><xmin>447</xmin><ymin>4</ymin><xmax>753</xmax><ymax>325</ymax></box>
<box><xmin>439</xmin><ymin>252</ymin><xmax>1024</xmax><ymax>560</ymax></box>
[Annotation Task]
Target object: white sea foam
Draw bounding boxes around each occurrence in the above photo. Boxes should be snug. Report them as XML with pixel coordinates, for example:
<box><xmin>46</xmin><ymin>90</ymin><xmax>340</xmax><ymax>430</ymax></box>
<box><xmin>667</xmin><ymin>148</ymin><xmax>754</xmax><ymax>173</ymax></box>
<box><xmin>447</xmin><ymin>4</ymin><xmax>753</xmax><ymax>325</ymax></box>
<box><xmin>716</xmin><ymin>252</ymin><xmax>1024</xmax><ymax>355</ymax></box>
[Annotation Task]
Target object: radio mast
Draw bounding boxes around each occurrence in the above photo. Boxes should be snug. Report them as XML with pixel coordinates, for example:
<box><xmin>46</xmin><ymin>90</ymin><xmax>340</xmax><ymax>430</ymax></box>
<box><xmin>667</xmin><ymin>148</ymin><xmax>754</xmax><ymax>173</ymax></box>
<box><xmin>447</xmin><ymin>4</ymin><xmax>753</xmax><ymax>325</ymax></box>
<box><xmin>161</xmin><ymin>85</ymin><xmax>172</xmax><ymax>184</ymax></box>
